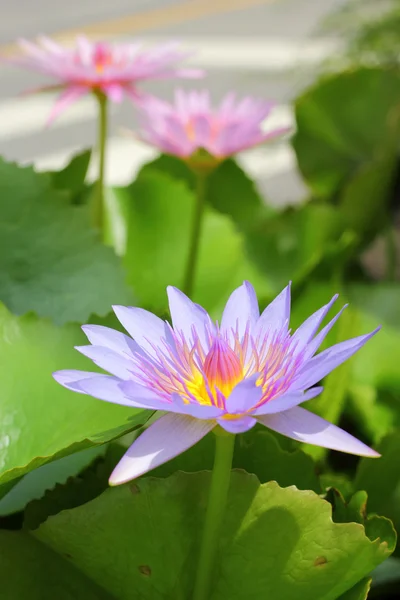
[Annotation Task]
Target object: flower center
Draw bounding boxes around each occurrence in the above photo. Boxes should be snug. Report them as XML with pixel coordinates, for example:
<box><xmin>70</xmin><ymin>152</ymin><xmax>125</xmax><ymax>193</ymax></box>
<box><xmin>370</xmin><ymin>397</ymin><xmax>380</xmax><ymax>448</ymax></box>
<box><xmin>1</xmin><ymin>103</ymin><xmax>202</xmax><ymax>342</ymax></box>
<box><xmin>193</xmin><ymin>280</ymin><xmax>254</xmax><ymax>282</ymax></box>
<box><xmin>184</xmin><ymin>118</ymin><xmax>196</xmax><ymax>141</ymax></box>
<box><xmin>93</xmin><ymin>44</ymin><xmax>113</xmax><ymax>73</ymax></box>
<box><xmin>199</xmin><ymin>338</ymin><xmax>243</xmax><ymax>405</ymax></box>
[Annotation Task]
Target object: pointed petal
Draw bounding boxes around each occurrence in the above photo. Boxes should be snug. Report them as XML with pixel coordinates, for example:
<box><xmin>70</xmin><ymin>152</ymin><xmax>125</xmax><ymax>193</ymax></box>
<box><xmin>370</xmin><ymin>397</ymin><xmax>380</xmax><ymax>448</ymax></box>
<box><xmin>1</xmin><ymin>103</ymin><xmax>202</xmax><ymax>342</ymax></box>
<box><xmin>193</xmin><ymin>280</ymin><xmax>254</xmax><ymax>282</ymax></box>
<box><xmin>109</xmin><ymin>413</ymin><xmax>214</xmax><ymax>484</ymax></box>
<box><xmin>102</xmin><ymin>82</ymin><xmax>124</xmax><ymax>102</ymax></box>
<box><xmin>171</xmin><ymin>393</ymin><xmax>224</xmax><ymax>419</ymax></box>
<box><xmin>46</xmin><ymin>86</ymin><xmax>87</xmax><ymax>125</ymax></box>
<box><xmin>294</xmin><ymin>328</ymin><xmax>380</xmax><ymax>390</ymax></box>
<box><xmin>255</xmin><ymin>283</ymin><xmax>291</xmax><ymax>339</ymax></box>
<box><xmin>226</xmin><ymin>374</ymin><xmax>262</xmax><ymax>413</ymax></box>
<box><xmin>221</xmin><ymin>281</ymin><xmax>259</xmax><ymax>339</ymax></box>
<box><xmin>52</xmin><ymin>370</ymin><xmax>144</xmax><ymax>407</ymax></box>
<box><xmin>258</xmin><ymin>406</ymin><xmax>380</xmax><ymax>457</ymax></box>
<box><xmin>74</xmin><ymin>345</ymin><xmax>136</xmax><ymax>380</ymax></box>
<box><xmin>291</xmin><ymin>295</ymin><xmax>338</xmax><ymax>352</ymax></box>
<box><xmin>167</xmin><ymin>286</ymin><xmax>214</xmax><ymax>348</ymax></box>
<box><xmin>112</xmin><ymin>305</ymin><xmax>167</xmax><ymax>357</ymax></box>
<box><xmin>81</xmin><ymin>324</ymin><xmax>139</xmax><ymax>357</ymax></box>
<box><xmin>303</xmin><ymin>305</ymin><xmax>348</xmax><ymax>360</ymax></box>
<box><xmin>217</xmin><ymin>415</ymin><xmax>257</xmax><ymax>434</ymax></box>
<box><xmin>253</xmin><ymin>386</ymin><xmax>323</xmax><ymax>415</ymax></box>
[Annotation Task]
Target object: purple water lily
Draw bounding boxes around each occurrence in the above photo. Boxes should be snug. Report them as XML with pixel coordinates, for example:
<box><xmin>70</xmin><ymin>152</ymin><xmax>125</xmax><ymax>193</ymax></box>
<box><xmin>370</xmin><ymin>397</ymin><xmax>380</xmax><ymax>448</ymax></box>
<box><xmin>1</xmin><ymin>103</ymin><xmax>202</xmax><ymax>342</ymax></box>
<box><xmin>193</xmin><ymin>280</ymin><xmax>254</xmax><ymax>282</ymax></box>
<box><xmin>53</xmin><ymin>282</ymin><xmax>380</xmax><ymax>485</ymax></box>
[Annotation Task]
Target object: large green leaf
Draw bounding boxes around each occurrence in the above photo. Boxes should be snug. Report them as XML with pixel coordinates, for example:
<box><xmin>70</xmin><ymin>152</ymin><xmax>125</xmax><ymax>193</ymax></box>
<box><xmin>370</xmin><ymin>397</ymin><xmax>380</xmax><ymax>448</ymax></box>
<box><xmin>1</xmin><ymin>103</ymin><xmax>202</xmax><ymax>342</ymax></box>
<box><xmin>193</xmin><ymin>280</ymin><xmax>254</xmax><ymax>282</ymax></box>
<box><xmin>0</xmin><ymin>158</ymin><xmax>132</xmax><ymax>324</ymax></box>
<box><xmin>49</xmin><ymin>149</ymin><xmax>91</xmax><ymax>199</ymax></box>
<box><xmin>151</xmin><ymin>427</ymin><xmax>320</xmax><ymax>492</ymax></box>
<box><xmin>206</xmin><ymin>158</ymin><xmax>266</xmax><ymax>227</ymax></box>
<box><xmin>0</xmin><ymin>531</ymin><xmax>112</xmax><ymax>599</ymax></box>
<box><xmin>124</xmin><ymin>170</ymin><xmax>263</xmax><ymax>313</ymax></box>
<box><xmin>35</xmin><ymin>473</ymin><xmax>394</xmax><ymax>600</ymax></box>
<box><xmin>0</xmin><ymin>304</ymin><xmax>146</xmax><ymax>486</ymax></box>
<box><xmin>137</xmin><ymin>154</ymin><xmax>266</xmax><ymax>228</ymax></box>
<box><xmin>0</xmin><ymin>446</ymin><xmax>105</xmax><ymax>516</ymax></box>
<box><xmin>293</xmin><ymin>68</ymin><xmax>400</xmax><ymax>198</ymax></box>
<box><xmin>245</xmin><ymin>203</ymin><xmax>346</xmax><ymax>294</ymax></box>
<box><xmin>355</xmin><ymin>431</ymin><xmax>400</xmax><ymax>526</ymax></box>
<box><xmin>337</xmin><ymin>579</ymin><xmax>371</xmax><ymax>600</ymax></box>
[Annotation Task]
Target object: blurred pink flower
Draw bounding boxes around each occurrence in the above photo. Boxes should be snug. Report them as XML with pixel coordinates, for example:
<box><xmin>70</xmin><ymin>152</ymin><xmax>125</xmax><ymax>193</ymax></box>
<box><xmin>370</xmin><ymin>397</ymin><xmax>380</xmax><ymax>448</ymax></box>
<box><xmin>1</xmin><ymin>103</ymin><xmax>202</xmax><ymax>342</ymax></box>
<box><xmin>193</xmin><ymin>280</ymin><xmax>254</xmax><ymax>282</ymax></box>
<box><xmin>8</xmin><ymin>36</ymin><xmax>202</xmax><ymax>124</ymax></box>
<box><xmin>137</xmin><ymin>89</ymin><xmax>290</xmax><ymax>161</ymax></box>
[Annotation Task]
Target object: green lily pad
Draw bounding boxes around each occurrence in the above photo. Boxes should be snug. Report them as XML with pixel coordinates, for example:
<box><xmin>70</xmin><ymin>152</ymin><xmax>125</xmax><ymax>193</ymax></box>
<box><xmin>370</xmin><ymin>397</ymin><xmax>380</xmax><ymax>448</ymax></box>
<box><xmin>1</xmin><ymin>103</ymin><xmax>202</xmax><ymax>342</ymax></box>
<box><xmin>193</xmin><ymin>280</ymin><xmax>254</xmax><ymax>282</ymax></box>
<box><xmin>337</xmin><ymin>578</ymin><xmax>371</xmax><ymax>600</ymax></box>
<box><xmin>244</xmin><ymin>203</ymin><xmax>346</xmax><ymax>294</ymax></box>
<box><xmin>138</xmin><ymin>154</ymin><xmax>266</xmax><ymax>228</ymax></box>
<box><xmin>0</xmin><ymin>304</ymin><xmax>146</xmax><ymax>486</ymax></box>
<box><xmin>293</xmin><ymin>68</ymin><xmax>400</xmax><ymax>198</ymax></box>
<box><xmin>35</xmin><ymin>473</ymin><xmax>395</xmax><ymax>600</ymax></box>
<box><xmin>0</xmin><ymin>531</ymin><xmax>112</xmax><ymax>599</ymax></box>
<box><xmin>0</xmin><ymin>158</ymin><xmax>132</xmax><ymax>324</ymax></box>
<box><xmin>124</xmin><ymin>170</ymin><xmax>251</xmax><ymax>312</ymax></box>
<box><xmin>49</xmin><ymin>149</ymin><xmax>91</xmax><ymax>199</ymax></box>
<box><xmin>151</xmin><ymin>427</ymin><xmax>320</xmax><ymax>492</ymax></box>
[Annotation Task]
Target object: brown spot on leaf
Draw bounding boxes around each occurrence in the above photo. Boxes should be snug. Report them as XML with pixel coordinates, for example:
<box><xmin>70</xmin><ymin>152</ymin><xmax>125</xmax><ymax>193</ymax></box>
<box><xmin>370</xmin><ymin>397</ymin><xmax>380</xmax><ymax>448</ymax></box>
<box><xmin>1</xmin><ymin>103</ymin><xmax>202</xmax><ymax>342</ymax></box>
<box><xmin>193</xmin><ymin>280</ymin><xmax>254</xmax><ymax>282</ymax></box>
<box><xmin>314</xmin><ymin>556</ymin><xmax>327</xmax><ymax>567</ymax></box>
<box><xmin>130</xmin><ymin>483</ymin><xmax>140</xmax><ymax>494</ymax></box>
<box><xmin>64</xmin><ymin>553</ymin><xmax>73</xmax><ymax>560</ymax></box>
<box><xmin>139</xmin><ymin>565</ymin><xmax>152</xmax><ymax>576</ymax></box>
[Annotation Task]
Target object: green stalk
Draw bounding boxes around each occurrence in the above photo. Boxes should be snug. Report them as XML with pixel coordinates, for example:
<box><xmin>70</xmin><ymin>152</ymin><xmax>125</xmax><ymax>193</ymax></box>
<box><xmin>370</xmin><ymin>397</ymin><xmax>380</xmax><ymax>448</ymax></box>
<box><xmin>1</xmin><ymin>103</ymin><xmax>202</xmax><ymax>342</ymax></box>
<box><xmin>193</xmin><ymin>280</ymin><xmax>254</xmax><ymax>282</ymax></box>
<box><xmin>183</xmin><ymin>172</ymin><xmax>207</xmax><ymax>298</ymax></box>
<box><xmin>92</xmin><ymin>92</ymin><xmax>108</xmax><ymax>231</ymax></box>
<box><xmin>192</xmin><ymin>429</ymin><xmax>235</xmax><ymax>600</ymax></box>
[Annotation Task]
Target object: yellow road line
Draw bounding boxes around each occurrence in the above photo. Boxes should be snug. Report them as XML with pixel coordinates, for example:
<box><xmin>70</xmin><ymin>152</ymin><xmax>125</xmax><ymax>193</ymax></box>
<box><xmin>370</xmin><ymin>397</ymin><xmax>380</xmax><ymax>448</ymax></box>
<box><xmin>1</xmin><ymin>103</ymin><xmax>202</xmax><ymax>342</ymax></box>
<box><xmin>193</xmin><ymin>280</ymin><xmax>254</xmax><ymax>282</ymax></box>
<box><xmin>1</xmin><ymin>0</ymin><xmax>275</xmax><ymax>56</ymax></box>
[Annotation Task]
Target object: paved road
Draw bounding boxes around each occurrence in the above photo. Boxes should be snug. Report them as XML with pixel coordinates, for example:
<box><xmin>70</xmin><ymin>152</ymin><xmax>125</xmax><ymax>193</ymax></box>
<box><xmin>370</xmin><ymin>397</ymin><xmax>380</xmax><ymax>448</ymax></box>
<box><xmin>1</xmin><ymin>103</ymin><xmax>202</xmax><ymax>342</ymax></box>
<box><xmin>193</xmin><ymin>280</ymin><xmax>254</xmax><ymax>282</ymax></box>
<box><xmin>0</xmin><ymin>0</ymin><xmax>346</xmax><ymax>205</ymax></box>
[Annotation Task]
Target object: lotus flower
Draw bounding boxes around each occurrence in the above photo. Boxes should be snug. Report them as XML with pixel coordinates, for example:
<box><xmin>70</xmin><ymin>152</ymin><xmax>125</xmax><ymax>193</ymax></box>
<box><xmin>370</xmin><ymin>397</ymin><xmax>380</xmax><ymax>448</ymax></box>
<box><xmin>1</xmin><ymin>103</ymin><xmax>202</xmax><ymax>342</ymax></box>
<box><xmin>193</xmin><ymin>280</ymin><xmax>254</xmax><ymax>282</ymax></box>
<box><xmin>8</xmin><ymin>36</ymin><xmax>201</xmax><ymax>124</ymax></box>
<box><xmin>54</xmin><ymin>282</ymin><xmax>380</xmax><ymax>485</ymax></box>
<box><xmin>137</xmin><ymin>89</ymin><xmax>289</xmax><ymax>161</ymax></box>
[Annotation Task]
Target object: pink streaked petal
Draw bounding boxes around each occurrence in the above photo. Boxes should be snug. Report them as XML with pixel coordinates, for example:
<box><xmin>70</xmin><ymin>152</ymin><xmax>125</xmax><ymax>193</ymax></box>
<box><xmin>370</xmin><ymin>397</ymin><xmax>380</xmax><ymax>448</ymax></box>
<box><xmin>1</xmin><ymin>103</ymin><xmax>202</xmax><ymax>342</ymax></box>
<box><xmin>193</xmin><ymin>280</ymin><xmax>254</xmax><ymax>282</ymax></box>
<box><xmin>17</xmin><ymin>38</ymin><xmax>47</xmax><ymax>60</ymax></box>
<box><xmin>253</xmin><ymin>386</ymin><xmax>323</xmax><ymax>416</ymax></box>
<box><xmin>226</xmin><ymin>374</ymin><xmax>262</xmax><ymax>414</ymax></box>
<box><xmin>294</xmin><ymin>328</ymin><xmax>380</xmax><ymax>390</ymax></box>
<box><xmin>221</xmin><ymin>281</ymin><xmax>259</xmax><ymax>340</ymax></box>
<box><xmin>37</xmin><ymin>35</ymin><xmax>66</xmax><ymax>55</ymax></box>
<box><xmin>124</xmin><ymin>85</ymin><xmax>146</xmax><ymax>105</ymax></box>
<box><xmin>255</xmin><ymin>283</ymin><xmax>291</xmax><ymax>339</ymax></box>
<box><xmin>167</xmin><ymin>286</ymin><xmax>215</xmax><ymax>349</ymax></box>
<box><xmin>119</xmin><ymin>380</ymin><xmax>171</xmax><ymax>411</ymax></box>
<box><xmin>291</xmin><ymin>294</ymin><xmax>339</xmax><ymax>352</ymax></box>
<box><xmin>217</xmin><ymin>415</ymin><xmax>257</xmax><ymax>434</ymax></box>
<box><xmin>171</xmin><ymin>393</ymin><xmax>224</xmax><ymax>419</ymax></box>
<box><xmin>109</xmin><ymin>413</ymin><xmax>215</xmax><ymax>484</ymax></box>
<box><xmin>218</xmin><ymin>91</ymin><xmax>236</xmax><ymax>118</ymax></box>
<box><xmin>193</xmin><ymin>114</ymin><xmax>211</xmax><ymax>147</ymax></box>
<box><xmin>52</xmin><ymin>370</ymin><xmax>145</xmax><ymax>407</ymax></box>
<box><xmin>260</xmin><ymin>126</ymin><xmax>292</xmax><ymax>142</ymax></box>
<box><xmin>171</xmin><ymin>67</ymin><xmax>204</xmax><ymax>79</ymax></box>
<box><xmin>102</xmin><ymin>82</ymin><xmax>124</xmax><ymax>103</ymax></box>
<box><xmin>81</xmin><ymin>324</ymin><xmax>139</xmax><ymax>358</ymax></box>
<box><xmin>112</xmin><ymin>305</ymin><xmax>167</xmax><ymax>357</ymax></box>
<box><xmin>46</xmin><ymin>86</ymin><xmax>87</xmax><ymax>125</ymax></box>
<box><xmin>74</xmin><ymin>345</ymin><xmax>136</xmax><ymax>380</ymax></box>
<box><xmin>258</xmin><ymin>406</ymin><xmax>380</xmax><ymax>457</ymax></box>
<box><xmin>76</xmin><ymin>35</ymin><xmax>93</xmax><ymax>65</ymax></box>
<box><xmin>18</xmin><ymin>83</ymin><xmax>65</xmax><ymax>97</ymax></box>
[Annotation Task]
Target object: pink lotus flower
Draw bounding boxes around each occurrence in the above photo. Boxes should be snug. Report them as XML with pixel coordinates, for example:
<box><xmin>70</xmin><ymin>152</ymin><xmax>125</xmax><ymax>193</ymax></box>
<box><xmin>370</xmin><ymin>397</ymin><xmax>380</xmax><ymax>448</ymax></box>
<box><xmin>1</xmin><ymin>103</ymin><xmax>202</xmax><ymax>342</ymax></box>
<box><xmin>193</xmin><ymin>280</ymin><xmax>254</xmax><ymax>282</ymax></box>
<box><xmin>137</xmin><ymin>89</ymin><xmax>289</xmax><ymax>160</ymax></box>
<box><xmin>53</xmin><ymin>282</ymin><xmax>379</xmax><ymax>485</ymax></box>
<box><xmin>8</xmin><ymin>36</ymin><xmax>202</xmax><ymax>124</ymax></box>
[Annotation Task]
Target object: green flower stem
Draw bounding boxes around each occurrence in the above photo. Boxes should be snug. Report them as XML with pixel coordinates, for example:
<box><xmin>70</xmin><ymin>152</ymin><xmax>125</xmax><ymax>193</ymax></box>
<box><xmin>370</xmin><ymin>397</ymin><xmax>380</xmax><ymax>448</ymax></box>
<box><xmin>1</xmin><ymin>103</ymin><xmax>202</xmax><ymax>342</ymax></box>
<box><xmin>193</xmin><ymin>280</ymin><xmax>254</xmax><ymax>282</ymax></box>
<box><xmin>193</xmin><ymin>429</ymin><xmax>235</xmax><ymax>600</ymax></box>
<box><xmin>92</xmin><ymin>92</ymin><xmax>108</xmax><ymax>232</ymax></box>
<box><xmin>183</xmin><ymin>172</ymin><xmax>207</xmax><ymax>298</ymax></box>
